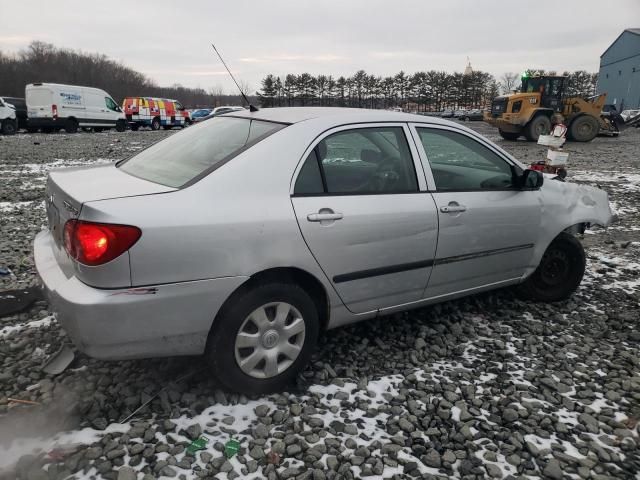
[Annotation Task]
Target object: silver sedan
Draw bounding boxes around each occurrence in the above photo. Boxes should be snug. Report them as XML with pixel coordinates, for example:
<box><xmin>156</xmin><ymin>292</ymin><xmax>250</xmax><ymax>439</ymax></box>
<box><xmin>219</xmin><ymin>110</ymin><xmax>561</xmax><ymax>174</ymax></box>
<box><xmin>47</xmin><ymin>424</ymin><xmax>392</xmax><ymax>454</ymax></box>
<box><xmin>34</xmin><ymin>107</ymin><xmax>612</xmax><ymax>393</ymax></box>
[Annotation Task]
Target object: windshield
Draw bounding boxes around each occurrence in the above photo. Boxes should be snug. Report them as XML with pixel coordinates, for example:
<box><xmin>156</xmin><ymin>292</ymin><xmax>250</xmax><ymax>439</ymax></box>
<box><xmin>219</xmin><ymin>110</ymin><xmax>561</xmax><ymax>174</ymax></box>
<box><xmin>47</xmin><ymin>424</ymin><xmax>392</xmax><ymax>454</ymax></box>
<box><xmin>119</xmin><ymin>117</ymin><xmax>285</xmax><ymax>187</ymax></box>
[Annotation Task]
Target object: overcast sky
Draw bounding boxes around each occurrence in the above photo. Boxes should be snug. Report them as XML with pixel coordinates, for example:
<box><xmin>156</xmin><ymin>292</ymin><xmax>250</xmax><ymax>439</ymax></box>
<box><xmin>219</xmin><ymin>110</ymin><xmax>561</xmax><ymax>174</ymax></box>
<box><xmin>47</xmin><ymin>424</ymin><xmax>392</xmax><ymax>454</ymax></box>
<box><xmin>1</xmin><ymin>0</ymin><xmax>638</xmax><ymax>93</ymax></box>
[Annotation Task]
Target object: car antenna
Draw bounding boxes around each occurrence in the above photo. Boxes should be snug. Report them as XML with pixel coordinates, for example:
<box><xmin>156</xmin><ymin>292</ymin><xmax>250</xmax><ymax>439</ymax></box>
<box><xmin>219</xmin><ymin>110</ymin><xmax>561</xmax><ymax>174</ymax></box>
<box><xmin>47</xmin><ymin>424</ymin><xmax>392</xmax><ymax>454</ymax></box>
<box><xmin>210</xmin><ymin>43</ymin><xmax>258</xmax><ymax>112</ymax></box>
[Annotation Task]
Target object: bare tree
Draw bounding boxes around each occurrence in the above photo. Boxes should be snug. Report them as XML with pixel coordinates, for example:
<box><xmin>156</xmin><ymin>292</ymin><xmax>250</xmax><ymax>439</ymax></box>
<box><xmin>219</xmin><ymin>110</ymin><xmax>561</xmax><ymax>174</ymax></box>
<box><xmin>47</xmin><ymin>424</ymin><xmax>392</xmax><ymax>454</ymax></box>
<box><xmin>499</xmin><ymin>72</ymin><xmax>520</xmax><ymax>94</ymax></box>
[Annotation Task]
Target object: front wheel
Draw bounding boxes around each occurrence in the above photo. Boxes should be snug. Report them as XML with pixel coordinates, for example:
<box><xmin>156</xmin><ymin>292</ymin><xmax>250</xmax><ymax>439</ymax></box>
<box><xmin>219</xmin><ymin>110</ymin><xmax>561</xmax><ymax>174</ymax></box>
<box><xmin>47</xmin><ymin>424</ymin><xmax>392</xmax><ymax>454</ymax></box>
<box><xmin>65</xmin><ymin>119</ymin><xmax>78</xmax><ymax>133</ymax></box>
<box><xmin>151</xmin><ymin>117</ymin><xmax>161</xmax><ymax>131</ymax></box>
<box><xmin>568</xmin><ymin>115</ymin><xmax>599</xmax><ymax>142</ymax></box>
<box><xmin>518</xmin><ymin>232</ymin><xmax>586</xmax><ymax>302</ymax></box>
<box><xmin>115</xmin><ymin>120</ymin><xmax>126</xmax><ymax>132</ymax></box>
<box><xmin>206</xmin><ymin>282</ymin><xmax>319</xmax><ymax>394</ymax></box>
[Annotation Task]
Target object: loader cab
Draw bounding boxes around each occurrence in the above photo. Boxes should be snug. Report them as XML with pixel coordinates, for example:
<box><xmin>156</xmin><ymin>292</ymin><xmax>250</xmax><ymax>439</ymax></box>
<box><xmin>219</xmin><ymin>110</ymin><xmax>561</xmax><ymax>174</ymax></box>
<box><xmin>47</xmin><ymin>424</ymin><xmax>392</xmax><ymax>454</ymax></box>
<box><xmin>521</xmin><ymin>75</ymin><xmax>565</xmax><ymax>111</ymax></box>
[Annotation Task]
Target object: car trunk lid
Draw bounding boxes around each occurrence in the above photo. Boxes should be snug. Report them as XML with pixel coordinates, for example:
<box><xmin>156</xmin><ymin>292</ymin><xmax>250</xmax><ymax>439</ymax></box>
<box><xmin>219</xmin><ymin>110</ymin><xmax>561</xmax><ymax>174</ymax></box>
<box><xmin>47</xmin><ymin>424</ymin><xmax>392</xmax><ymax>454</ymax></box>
<box><xmin>45</xmin><ymin>164</ymin><xmax>175</xmax><ymax>283</ymax></box>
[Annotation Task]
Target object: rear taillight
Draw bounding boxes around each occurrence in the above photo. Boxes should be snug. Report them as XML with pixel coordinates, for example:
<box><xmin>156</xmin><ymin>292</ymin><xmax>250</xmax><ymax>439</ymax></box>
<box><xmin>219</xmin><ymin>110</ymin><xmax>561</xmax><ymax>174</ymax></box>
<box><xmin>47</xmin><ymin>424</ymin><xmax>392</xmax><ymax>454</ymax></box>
<box><xmin>52</xmin><ymin>104</ymin><xmax>58</xmax><ymax>119</ymax></box>
<box><xmin>63</xmin><ymin>220</ymin><xmax>141</xmax><ymax>266</ymax></box>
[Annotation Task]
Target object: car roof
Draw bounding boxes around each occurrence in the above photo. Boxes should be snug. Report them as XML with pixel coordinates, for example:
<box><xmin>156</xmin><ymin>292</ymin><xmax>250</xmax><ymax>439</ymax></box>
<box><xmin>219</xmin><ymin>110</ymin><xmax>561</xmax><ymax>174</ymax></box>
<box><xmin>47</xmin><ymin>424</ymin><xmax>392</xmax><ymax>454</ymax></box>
<box><xmin>228</xmin><ymin>106</ymin><xmax>464</xmax><ymax>126</ymax></box>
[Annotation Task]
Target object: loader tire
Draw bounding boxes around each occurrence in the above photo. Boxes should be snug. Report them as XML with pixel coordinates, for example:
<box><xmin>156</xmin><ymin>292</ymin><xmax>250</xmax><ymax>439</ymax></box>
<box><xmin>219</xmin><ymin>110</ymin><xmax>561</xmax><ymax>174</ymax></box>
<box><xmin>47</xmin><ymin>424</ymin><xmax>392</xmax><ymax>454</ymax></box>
<box><xmin>499</xmin><ymin>129</ymin><xmax>520</xmax><ymax>141</ymax></box>
<box><xmin>568</xmin><ymin>115</ymin><xmax>599</xmax><ymax>142</ymax></box>
<box><xmin>524</xmin><ymin>115</ymin><xmax>551</xmax><ymax>141</ymax></box>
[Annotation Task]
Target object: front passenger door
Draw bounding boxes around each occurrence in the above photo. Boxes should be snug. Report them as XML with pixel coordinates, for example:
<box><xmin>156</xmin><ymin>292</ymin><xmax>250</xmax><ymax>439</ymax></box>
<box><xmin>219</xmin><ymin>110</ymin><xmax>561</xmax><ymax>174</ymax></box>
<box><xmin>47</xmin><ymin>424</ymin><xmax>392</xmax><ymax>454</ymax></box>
<box><xmin>291</xmin><ymin>124</ymin><xmax>439</xmax><ymax>314</ymax></box>
<box><xmin>411</xmin><ymin>125</ymin><xmax>542</xmax><ymax>298</ymax></box>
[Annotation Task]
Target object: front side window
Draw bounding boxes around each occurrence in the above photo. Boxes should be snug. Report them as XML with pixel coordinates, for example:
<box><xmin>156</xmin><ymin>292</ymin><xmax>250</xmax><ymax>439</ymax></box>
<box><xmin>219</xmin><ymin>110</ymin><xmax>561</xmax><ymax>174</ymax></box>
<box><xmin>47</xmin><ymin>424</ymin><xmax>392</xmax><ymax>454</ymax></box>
<box><xmin>105</xmin><ymin>97</ymin><xmax>119</xmax><ymax>111</ymax></box>
<box><xmin>119</xmin><ymin>117</ymin><xmax>284</xmax><ymax>187</ymax></box>
<box><xmin>417</xmin><ymin>128</ymin><xmax>516</xmax><ymax>191</ymax></box>
<box><xmin>294</xmin><ymin>126</ymin><xmax>418</xmax><ymax>195</ymax></box>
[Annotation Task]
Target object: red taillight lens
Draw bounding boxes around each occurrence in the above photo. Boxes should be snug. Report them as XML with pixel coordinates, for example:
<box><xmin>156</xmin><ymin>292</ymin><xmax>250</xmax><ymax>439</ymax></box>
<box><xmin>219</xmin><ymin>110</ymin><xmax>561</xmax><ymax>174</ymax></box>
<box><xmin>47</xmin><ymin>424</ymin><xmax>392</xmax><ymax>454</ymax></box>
<box><xmin>63</xmin><ymin>220</ymin><xmax>141</xmax><ymax>266</ymax></box>
<box><xmin>52</xmin><ymin>104</ymin><xmax>58</xmax><ymax>119</ymax></box>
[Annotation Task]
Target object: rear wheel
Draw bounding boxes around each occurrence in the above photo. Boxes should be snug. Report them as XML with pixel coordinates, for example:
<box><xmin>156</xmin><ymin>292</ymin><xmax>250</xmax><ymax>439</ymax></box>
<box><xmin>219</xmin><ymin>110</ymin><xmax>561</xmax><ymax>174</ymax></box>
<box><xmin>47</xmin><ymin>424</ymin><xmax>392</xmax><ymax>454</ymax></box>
<box><xmin>518</xmin><ymin>232</ymin><xmax>585</xmax><ymax>302</ymax></box>
<box><xmin>206</xmin><ymin>282</ymin><xmax>319</xmax><ymax>394</ymax></box>
<box><xmin>524</xmin><ymin>115</ymin><xmax>551</xmax><ymax>141</ymax></box>
<box><xmin>115</xmin><ymin>120</ymin><xmax>126</xmax><ymax>132</ymax></box>
<box><xmin>1</xmin><ymin>119</ymin><xmax>17</xmax><ymax>135</ymax></box>
<box><xmin>568</xmin><ymin>115</ymin><xmax>599</xmax><ymax>142</ymax></box>
<box><xmin>499</xmin><ymin>129</ymin><xmax>520</xmax><ymax>141</ymax></box>
<box><xmin>65</xmin><ymin>119</ymin><xmax>78</xmax><ymax>133</ymax></box>
<box><xmin>151</xmin><ymin>117</ymin><xmax>161</xmax><ymax>131</ymax></box>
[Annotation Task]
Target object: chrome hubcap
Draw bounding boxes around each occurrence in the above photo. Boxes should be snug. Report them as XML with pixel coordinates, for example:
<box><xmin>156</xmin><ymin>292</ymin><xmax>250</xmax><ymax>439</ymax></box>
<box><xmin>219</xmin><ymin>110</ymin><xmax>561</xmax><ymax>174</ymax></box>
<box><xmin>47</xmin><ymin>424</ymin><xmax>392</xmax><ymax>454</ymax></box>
<box><xmin>234</xmin><ymin>302</ymin><xmax>305</xmax><ymax>379</ymax></box>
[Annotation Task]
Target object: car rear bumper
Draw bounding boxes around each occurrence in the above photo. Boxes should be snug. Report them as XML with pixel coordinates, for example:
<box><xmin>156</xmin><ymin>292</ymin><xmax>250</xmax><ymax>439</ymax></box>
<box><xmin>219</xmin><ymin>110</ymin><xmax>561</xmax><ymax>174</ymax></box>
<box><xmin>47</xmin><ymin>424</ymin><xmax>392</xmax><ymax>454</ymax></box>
<box><xmin>34</xmin><ymin>230</ymin><xmax>248</xmax><ymax>360</ymax></box>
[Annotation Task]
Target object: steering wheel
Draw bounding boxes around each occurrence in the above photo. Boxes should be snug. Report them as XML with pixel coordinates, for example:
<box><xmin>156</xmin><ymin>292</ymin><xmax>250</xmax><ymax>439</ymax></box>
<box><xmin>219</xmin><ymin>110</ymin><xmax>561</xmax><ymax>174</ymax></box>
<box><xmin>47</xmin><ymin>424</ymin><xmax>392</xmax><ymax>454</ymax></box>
<box><xmin>367</xmin><ymin>157</ymin><xmax>402</xmax><ymax>192</ymax></box>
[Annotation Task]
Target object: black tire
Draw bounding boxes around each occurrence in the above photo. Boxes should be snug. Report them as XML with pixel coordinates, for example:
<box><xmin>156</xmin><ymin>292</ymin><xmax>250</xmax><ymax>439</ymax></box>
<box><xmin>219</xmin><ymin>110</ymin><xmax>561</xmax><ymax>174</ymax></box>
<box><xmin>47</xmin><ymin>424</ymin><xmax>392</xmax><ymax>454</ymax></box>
<box><xmin>463</xmin><ymin>116</ymin><xmax>470</xmax><ymax>122</ymax></box>
<box><xmin>1</xmin><ymin>119</ymin><xmax>17</xmax><ymax>135</ymax></box>
<box><xmin>206</xmin><ymin>282</ymin><xmax>319</xmax><ymax>394</ymax></box>
<box><xmin>184</xmin><ymin>119</ymin><xmax>192</xmax><ymax>127</ymax></box>
<box><xmin>115</xmin><ymin>120</ymin><xmax>126</xmax><ymax>132</ymax></box>
<box><xmin>151</xmin><ymin>117</ymin><xmax>161</xmax><ymax>131</ymax></box>
<box><xmin>568</xmin><ymin>115</ymin><xmax>599</xmax><ymax>142</ymax></box>
<box><xmin>130</xmin><ymin>124</ymin><xmax>139</xmax><ymax>131</ymax></box>
<box><xmin>518</xmin><ymin>232</ymin><xmax>586</xmax><ymax>302</ymax></box>
<box><xmin>524</xmin><ymin>115</ymin><xmax>551</xmax><ymax>141</ymax></box>
<box><xmin>162</xmin><ymin>125</ymin><xmax>172</xmax><ymax>130</ymax></box>
<box><xmin>64</xmin><ymin>119</ymin><xmax>78</xmax><ymax>134</ymax></box>
<box><xmin>499</xmin><ymin>129</ymin><xmax>520</xmax><ymax>141</ymax></box>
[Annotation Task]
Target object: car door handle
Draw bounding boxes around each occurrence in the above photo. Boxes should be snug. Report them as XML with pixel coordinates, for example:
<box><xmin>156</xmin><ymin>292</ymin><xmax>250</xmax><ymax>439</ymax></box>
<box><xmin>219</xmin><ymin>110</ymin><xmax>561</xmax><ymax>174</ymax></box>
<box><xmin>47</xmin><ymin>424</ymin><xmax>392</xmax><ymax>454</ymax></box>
<box><xmin>440</xmin><ymin>203</ymin><xmax>467</xmax><ymax>213</ymax></box>
<box><xmin>307</xmin><ymin>212</ymin><xmax>343</xmax><ymax>222</ymax></box>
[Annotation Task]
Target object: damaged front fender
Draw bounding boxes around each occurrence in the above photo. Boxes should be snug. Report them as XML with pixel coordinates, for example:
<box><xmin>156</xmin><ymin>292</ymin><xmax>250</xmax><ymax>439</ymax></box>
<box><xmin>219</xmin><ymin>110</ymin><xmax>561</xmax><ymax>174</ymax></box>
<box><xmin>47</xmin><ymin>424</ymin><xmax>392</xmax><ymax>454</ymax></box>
<box><xmin>523</xmin><ymin>177</ymin><xmax>613</xmax><ymax>278</ymax></box>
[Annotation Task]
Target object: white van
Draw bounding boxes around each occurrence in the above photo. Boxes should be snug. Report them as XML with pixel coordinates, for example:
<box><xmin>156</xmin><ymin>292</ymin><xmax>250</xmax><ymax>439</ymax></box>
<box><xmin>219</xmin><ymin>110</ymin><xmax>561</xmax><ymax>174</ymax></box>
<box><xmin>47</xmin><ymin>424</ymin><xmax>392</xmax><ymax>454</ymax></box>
<box><xmin>26</xmin><ymin>83</ymin><xmax>126</xmax><ymax>133</ymax></box>
<box><xmin>0</xmin><ymin>97</ymin><xmax>17</xmax><ymax>135</ymax></box>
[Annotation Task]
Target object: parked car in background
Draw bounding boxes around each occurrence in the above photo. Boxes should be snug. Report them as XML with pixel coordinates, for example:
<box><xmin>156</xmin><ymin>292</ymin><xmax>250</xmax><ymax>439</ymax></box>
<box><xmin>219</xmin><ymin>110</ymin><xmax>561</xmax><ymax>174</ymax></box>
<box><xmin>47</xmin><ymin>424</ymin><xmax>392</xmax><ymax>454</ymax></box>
<box><xmin>441</xmin><ymin>109</ymin><xmax>454</xmax><ymax>118</ymax></box>
<box><xmin>1</xmin><ymin>97</ymin><xmax>28</xmax><ymax>131</ymax></box>
<box><xmin>26</xmin><ymin>83</ymin><xmax>126</xmax><ymax>133</ymax></box>
<box><xmin>0</xmin><ymin>97</ymin><xmax>17</xmax><ymax>135</ymax></box>
<box><xmin>193</xmin><ymin>105</ymin><xmax>245</xmax><ymax>123</ymax></box>
<box><xmin>453</xmin><ymin>109</ymin><xmax>467</xmax><ymax>118</ymax></box>
<box><xmin>190</xmin><ymin>108</ymin><xmax>213</xmax><ymax>120</ymax></box>
<box><xmin>35</xmin><ymin>107</ymin><xmax>612</xmax><ymax>394</ymax></box>
<box><xmin>459</xmin><ymin>109</ymin><xmax>484</xmax><ymax>121</ymax></box>
<box><xmin>122</xmin><ymin>97</ymin><xmax>191</xmax><ymax>131</ymax></box>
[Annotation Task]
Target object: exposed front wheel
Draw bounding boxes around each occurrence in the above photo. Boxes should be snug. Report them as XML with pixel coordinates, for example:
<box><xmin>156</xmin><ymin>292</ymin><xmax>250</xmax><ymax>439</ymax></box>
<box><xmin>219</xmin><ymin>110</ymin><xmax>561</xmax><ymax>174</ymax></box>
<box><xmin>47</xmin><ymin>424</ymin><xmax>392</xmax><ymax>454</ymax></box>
<box><xmin>518</xmin><ymin>232</ymin><xmax>586</xmax><ymax>302</ymax></box>
<box><xmin>115</xmin><ymin>120</ymin><xmax>126</xmax><ymax>132</ymax></box>
<box><xmin>151</xmin><ymin>118</ymin><xmax>161</xmax><ymax>131</ymax></box>
<box><xmin>206</xmin><ymin>282</ymin><xmax>319</xmax><ymax>394</ymax></box>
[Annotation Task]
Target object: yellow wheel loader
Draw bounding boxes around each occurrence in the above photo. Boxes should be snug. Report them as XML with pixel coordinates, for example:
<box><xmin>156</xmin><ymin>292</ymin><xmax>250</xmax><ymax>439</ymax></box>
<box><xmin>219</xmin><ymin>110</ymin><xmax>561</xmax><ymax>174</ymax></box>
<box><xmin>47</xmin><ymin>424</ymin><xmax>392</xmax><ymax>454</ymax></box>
<box><xmin>484</xmin><ymin>74</ymin><xmax>621</xmax><ymax>142</ymax></box>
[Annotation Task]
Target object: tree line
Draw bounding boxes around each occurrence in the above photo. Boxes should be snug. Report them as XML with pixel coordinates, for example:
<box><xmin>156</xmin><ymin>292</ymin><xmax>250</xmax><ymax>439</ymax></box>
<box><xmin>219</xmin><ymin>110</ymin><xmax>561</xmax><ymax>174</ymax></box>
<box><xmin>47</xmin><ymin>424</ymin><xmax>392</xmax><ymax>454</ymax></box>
<box><xmin>0</xmin><ymin>42</ymin><xmax>250</xmax><ymax>107</ymax></box>
<box><xmin>258</xmin><ymin>69</ymin><xmax>599</xmax><ymax>110</ymax></box>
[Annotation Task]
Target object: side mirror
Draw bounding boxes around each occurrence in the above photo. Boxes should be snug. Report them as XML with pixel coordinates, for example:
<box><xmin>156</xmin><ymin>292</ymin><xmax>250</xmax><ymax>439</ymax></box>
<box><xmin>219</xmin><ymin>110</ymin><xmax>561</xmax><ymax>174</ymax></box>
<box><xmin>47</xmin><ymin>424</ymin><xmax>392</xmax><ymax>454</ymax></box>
<box><xmin>520</xmin><ymin>169</ymin><xmax>544</xmax><ymax>190</ymax></box>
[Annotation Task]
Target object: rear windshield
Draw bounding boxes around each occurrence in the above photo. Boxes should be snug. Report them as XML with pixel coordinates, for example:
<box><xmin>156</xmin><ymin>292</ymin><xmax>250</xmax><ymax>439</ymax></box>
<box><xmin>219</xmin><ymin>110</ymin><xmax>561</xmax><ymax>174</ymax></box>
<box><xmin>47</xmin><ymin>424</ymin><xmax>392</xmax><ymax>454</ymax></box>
<box><xmin>118</xmin><ymin>117</ymin><xmax>285</xmax><ymax>187</ymax></box>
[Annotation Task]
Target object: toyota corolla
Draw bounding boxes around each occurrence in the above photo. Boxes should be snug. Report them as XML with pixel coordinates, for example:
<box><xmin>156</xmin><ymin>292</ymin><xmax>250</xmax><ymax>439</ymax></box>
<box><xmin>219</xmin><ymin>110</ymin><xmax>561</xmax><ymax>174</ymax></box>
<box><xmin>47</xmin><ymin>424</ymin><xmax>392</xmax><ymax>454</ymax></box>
<box><xmin>34</xmin><ymin>107</ymin><xmax>612</xmax><ymax>393</ymax></box>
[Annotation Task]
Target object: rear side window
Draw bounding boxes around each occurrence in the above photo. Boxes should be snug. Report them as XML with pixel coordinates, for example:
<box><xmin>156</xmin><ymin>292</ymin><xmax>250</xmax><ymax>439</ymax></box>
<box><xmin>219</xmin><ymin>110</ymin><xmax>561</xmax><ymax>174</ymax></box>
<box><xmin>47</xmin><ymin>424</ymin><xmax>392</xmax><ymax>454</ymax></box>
<box><xmin>294</xmin><ymin>126</ymin><xmax>418</xmax><ymax>195</ymax></box>
<box><xmin>119</xmin><ymin>117</ymin><xmax>284</xmax><ymax>187</ymax></box>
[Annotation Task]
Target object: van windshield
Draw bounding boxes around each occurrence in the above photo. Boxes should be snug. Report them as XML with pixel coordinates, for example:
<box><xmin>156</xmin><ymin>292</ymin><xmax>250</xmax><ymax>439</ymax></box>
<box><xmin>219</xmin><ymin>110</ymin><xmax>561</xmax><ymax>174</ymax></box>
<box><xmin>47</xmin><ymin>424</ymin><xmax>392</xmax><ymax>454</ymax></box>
<box><xmin>118</xmin><ymin>117</ymin><xmax>285</xmax><ymax>188</ymax></box>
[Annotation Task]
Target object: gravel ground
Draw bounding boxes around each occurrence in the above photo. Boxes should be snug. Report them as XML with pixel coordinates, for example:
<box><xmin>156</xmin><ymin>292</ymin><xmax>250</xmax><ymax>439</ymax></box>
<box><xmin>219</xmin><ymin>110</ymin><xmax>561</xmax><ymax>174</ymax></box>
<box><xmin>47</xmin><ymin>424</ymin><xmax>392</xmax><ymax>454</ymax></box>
<box><xmin>0</xmin><ymin>123</ymin><xmax>638</xmax><ymax>480</ymax></box>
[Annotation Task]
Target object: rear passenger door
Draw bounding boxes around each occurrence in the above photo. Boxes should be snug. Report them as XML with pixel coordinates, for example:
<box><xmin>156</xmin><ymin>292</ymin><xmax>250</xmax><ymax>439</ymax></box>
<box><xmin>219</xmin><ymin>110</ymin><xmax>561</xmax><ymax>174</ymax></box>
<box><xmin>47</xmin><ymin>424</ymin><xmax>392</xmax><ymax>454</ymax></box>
<box><xmin>410</xmin><ymin>124</ymin><xmax>542</xmax><ymax>298</ymax></box>
<box><xmin>290</xmin><ymin>124</ymin><xmax>439</xmax><ymax>314</ymax></box>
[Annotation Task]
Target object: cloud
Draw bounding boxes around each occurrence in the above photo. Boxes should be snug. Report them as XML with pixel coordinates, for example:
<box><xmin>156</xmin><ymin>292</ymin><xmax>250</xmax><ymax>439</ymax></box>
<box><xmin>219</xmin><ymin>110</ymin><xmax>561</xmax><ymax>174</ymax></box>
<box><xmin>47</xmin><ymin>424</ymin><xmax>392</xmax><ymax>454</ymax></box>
<box><xmin>239</xmin><ymin>54</ymin><xmax>346</xmax><ymax>63</ymax></box>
